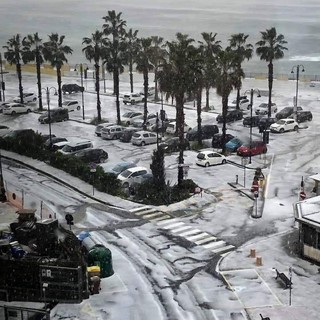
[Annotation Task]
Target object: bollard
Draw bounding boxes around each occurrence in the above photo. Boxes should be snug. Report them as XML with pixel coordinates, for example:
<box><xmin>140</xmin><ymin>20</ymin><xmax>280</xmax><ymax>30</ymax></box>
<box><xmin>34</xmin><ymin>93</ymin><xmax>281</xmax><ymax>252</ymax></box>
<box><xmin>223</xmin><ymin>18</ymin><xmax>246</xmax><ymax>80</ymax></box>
<box><xmin>256</xmin><ymin>256</ymin><xmax>262</xmax><ymax>266</ymax></box>
<box><xmin>235</xmin><ymin>175</ymin><xmax>239</xmax><ymax>184</ymax></box>
<box><xmin>250</xmin><ymin>249</ymin><xmax>256</xmax><ymax>258</ymax></box>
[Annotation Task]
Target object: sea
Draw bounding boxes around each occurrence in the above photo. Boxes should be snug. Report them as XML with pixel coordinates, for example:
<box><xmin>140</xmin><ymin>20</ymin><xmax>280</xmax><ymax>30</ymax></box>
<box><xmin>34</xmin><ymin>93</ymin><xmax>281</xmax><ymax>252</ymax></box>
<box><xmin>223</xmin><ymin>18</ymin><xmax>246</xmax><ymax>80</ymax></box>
<box><xmin>1</xmin><ymin>0</ymin><xmax>320</xmax><ymax>76</ymax></box>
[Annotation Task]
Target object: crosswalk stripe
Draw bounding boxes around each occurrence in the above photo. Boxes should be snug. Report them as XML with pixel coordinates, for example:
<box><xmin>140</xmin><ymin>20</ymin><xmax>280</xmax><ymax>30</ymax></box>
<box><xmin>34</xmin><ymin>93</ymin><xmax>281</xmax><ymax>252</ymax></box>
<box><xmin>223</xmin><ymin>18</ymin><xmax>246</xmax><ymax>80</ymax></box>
<box><xmin>137</xmin><ymin>208</ymin><xmax>157</xmax><ymax>215</ymax></box>
<box><xmin>170</xmin><ymin>225</ymin><xmax>192</xmax><ymax>233</ymax></box>
<box><xmin>178</xmin><ymin>229</ymin><xmax>201</xmax><ymax>237</ymax></box>
<box><xmin>195</xmin><ymin>236</ymin><xmax>217</xmax><ymax>245</ymax></box>
<box><xmin>152</xmin><ymin>215</ymin><xmax>172</xmax><ymax>222</ymax></box>
<box><xmin>202</xmin><ymin>240</ymin><xmax>225</xmax><ymax>250</ymax></box>
<box><xmin>129</xmin><ymin>206</ymin><xmax>151</xmax><ymax>213</ymax></box>
<box><xmin>162</xmin><ymin>222</ymin><xmax>185</xmax><ymax>230</ymax></box>
<box><xmin>186</xmin><ymin>232</ymin><xmax>210</xmax><ymax>241</ymax></box>
<box><xmin>143</xmin><ymin>212</ymin><xmax>165</xmax><ymax>219</ymax></box>
<box><xmin>157</xmin><ymin>218</ymin><xmax>179</xmax><ymax>226</ymax></box>
<box><xmin>211</xmin><ymin>244</ymin><xmax>235</xmax><ymax>255</ymax></box>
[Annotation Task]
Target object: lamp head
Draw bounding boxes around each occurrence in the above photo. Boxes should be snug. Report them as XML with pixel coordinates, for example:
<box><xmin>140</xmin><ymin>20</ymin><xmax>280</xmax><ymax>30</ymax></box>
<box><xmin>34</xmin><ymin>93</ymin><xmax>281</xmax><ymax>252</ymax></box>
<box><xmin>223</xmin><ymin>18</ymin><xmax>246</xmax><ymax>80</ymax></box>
<box><xmin>291</xmin><ymin>70</ymin><xmax>294</xmax><ymax>74</ymax></box>
<box><xmin>74</xmin><ymin>68</ymin><xmax>77</xmax><ymax>72</ymax></box>
<box><xmin>257</xmin><ymin>94</ymin><xmax>261</xmax><ymax>98</ymax></box>
<box><xmin>302</xmin><ymin>67</ymin><xmax>305</xmax><ymax>72</ymax></box>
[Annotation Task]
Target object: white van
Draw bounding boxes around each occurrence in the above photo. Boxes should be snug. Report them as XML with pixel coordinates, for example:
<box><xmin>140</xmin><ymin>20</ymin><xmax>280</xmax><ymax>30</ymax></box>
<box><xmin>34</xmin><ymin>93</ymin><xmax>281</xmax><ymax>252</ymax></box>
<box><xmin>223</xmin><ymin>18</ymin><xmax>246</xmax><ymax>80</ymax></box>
<box><xmin>58</xmin><ymin>139</ymin><xmax>93</xmax><ymax>155</ymax></box>
<box><xmin>166</xmin><ymin>122</ymin><xmax>191</xmax><ymax>135</ymax></box>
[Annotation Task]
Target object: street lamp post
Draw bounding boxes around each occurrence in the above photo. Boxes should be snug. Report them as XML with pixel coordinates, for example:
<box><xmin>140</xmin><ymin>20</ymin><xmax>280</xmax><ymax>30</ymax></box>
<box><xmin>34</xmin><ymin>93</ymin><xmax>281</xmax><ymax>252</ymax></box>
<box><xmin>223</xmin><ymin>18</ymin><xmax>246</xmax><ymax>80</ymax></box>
<box><xmin>42</xmin><ymin>87</ymin><xmax>57</xmax><ymax>149</ymax></box>
<box><xmin>74</xmin><ymin>63</ymin><xmax>88</xmax><ymax>120</ymax></box>
<box><xmin>0</xmin><ymin>53</ymin><xmax>6</xmax><ymax>102</ymax></box>
<box><xmin>245</xmin><ymin>89</ymin><xmax>261</xmax><ymax>164</ymax></box>
<box><xmin>289</xmin><ymin>266</ymin><xmax>293</xmax><ymax>306</ymax></box>
<box><xmin>291</xmin><ymin>65</ymin><xmax>305</xmax><ymax>121</ymax></box>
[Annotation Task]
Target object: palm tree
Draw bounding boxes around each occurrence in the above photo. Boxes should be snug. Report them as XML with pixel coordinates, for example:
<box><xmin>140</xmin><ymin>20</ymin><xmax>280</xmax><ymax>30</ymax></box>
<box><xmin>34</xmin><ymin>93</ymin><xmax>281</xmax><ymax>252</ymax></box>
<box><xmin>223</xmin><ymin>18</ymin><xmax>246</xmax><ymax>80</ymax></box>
<box><xmin>22</xmin><ymin>32</ymin><xmax>45</xmax><ymax>110</ymax></box>
<box><xmin>43</xmin><ymin>33</ymin><xmax>73</xmax><ymax>108</ymax></box>
<box><xmin>3</xmin><ymin>34</ymin><xmax>24</xmax><ymax>103</ymax></box>
<box><xmin>82</xmin><ymin>30</ymin><xmax>107</xmax><ymax>122</ymax></box>
<box><xmin>135</xmin><ymin>37</ymin><xmax>153</xmax><ymax>128</ymax></box>
<box><xmin>149</xmin><ymin>36</ymin><xmax>167</xmax><ymax>101</ymax></box>
<box><xmin>198</xmin><ymin>32</ymin><xmax>221</xmax><ymax>111</ymax></box>
<box><xmin>125</xmin><ymin>28</ymin><xmax>139</xmax><ymax>93</ymax></box>
<box><xmin>102</xmin><ymin>10</ymin><xmax>127</xmax><ymax>125</ymax></box>
<box><xmin>215</xmin><ymin>48</ymin><xmax>241</xmax><ymax>154</ymax></box>
<box><xmin>256</xmin><ymin>27</ymin><xmax>288</xmax><ymax>117</ymax></box>
<box><xmin>228</xmin><ymin>33</ymin><xmax>253</xmax><ymax>110</ymax></box>
<box><xmin>158</xmin><ymin>33</ymin><xmax>199</xmax><ymax>185</ymax></box>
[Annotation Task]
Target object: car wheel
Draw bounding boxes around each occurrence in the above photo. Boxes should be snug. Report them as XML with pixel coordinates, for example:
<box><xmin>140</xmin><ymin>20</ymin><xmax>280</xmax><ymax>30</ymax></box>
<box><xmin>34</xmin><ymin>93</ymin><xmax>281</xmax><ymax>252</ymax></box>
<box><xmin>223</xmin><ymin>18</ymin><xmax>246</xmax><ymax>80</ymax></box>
<box><xmin>131</xmin><ymin>100</ymin><xmax>135</xmax><ymax>105</ymax></box>
<box><xmin>205</xmin><ymin>162</ymin><xmax>210</xmax><ymax>167</ymax></box>
<box><xmin>11</xmin><ymin>111</ymin><xmax>16</xmax><ymax>115</ymax></box>
<box><xmin>280</xmin><ymin>128</ymin><xmax>284</xmax><ymax>133</ymax></box>
<box><xmin>123</xmin><ymin>182</ymin><xmax>129</xmax><ymax>188</ymax></box>
<box><xmin>308</xmin><ymin>117</ymin><xmax>312</xmax><ymax>121</ymax></box>
<box><xmin>126</xmin><ymin>121</ymin><xmax>130</xmax><ymax>125</ymax></box>
<box><xmin>33</xmin><ymin>98</ymin><xmax>37</xmax><ymax>102</ymax></box>
<box><xmin>222</xmin><ymin>159</ymin><xmax>227</xmax><ymax>164</ymax></box>
<box><xmin>99</xmin><ymin>157</ymin><xmax>107</xmax><ymax>163</ymax></box>
<box><xmin>274</xmin><ymin>109</ymin><xmax>277</xmax><ymax>113</ymax></box>
<box><xmin>26</xmin><ymin>109</ymin><xmax>31</xmax><ymax>113</ymax></box>
<box><xmin>77</xmin><ymin>106</ymin><xmax>80</xmax><ymax>110</ymax></box>
<box><xmin>294</xmin><ymin>125</ymin><xmax>299</xmax><ymax>131</ymax></box>
<box><xmin>141</xmin><ymin>141</ymin><xmax>145</xmax><ymax>146</ymax></box>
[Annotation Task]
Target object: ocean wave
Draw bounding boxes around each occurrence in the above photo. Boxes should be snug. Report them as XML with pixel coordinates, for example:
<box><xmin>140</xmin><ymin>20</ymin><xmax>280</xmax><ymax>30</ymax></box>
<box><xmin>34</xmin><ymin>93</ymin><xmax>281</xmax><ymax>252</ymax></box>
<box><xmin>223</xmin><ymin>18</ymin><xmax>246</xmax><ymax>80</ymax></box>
<box><xmin>289</xmin><ymin>56</ymin><xmax>320</xmax><ymax>62</ymax></box>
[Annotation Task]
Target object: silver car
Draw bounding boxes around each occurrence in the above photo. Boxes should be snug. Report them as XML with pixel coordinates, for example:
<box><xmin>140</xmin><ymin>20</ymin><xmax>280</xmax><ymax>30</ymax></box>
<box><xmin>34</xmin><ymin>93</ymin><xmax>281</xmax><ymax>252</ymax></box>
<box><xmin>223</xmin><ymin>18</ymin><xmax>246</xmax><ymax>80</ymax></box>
<box><xmin>131</xmin><ymin>130</ymin><xmax>158</xmax><ymax>146</ymax></box>
<box><xmin>101</xmin><ymin>125</ymin><xmax>125</xmax><ymax>140</ymax></box>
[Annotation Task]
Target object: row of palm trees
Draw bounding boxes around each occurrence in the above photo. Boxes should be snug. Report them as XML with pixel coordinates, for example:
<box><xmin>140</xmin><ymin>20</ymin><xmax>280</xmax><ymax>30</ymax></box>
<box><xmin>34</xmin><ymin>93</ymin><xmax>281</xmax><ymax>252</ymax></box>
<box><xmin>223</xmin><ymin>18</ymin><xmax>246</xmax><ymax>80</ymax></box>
<box><xmin>3</xmin><ymin>10</ymin><xmax>288</xmax><ymax>186</ymax></box>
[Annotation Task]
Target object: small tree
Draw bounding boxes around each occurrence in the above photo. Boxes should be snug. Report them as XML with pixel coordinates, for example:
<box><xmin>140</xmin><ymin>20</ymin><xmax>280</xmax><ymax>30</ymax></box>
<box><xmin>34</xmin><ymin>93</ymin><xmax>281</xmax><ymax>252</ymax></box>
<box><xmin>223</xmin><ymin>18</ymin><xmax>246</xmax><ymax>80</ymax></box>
<box><xmin>150</xmin><ymin>148</ymin><xmax>166</xmax><ymax>190</ymax></box>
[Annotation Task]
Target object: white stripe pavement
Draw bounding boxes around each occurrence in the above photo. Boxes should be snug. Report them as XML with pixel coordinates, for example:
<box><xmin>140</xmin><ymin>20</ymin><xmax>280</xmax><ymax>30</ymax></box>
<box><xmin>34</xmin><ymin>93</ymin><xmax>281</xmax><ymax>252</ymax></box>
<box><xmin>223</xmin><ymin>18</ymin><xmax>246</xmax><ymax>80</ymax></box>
<box><xmin>195</xmin><ymin>236</ymin><xmax>217</xmax><ymax>245</ymax></box>
<box><xmin>170</xmin><ymin>225</ymin><xmax>192</xmax><ymax>233</ymax></box>
<box><xmin>129</xmin><ymin>206</ymin><xmax>151</xmax><ymax>213</ymax></box>
<box><xmin>202</xmin><ymin>240</ymin><xmax>225</xmax><ymax>250</ymax></box>
<box><xmin>186</xmin><ymin>232</ymin><xmax>210</xmax><ymax>241</ymax></box>
<box><xmin>212</xmin><ymin>245</ymin><xmax>235</xmax><ymax>255</ymax></box>
<box><xmin>162</xmin><ymin>222</ymin><xmax>185</xmax><ymax>230</ymax></box>
<box><xmin>136</xmin><ymin>208</ymin><xmax>157</xmax><ymax>215</ymax></box>
<box><xmin>152</xmin><ymin>215</ymin><xmax>171</xmax><ymax>222</ymax></box>
<box><xmin>157</xmin><ymin>218</ymin><xmax>179</xmax><ymax>226</ymax></box>
<box><xmin>178</xmin><ymin>229</ymin><xmax>201</xmax><ymax>237</ymax></box>
<box><xmin>142</xmin><ymin>212</ymin><xmax>166</xmax><ymax>219</ymax></box>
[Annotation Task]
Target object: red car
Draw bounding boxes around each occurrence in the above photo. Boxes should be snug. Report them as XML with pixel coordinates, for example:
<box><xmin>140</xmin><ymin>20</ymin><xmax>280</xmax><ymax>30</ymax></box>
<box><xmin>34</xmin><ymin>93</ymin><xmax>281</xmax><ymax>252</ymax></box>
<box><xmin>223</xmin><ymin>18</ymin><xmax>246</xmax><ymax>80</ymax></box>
<box><xmin>237</xmin><ymin>141</ymin><xmax>267</xmax><ymax>157</ymax></box>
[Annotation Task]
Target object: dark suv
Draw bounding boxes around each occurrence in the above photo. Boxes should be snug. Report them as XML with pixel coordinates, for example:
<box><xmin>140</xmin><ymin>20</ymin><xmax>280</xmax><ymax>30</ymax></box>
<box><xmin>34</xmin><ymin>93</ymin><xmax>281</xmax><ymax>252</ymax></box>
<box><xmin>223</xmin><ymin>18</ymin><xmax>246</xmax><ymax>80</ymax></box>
<box><xmin>288</xmin><ymin>110</ymin><xmax>312</xmax><ymax>123</ymax></box>
<box><xmin>38</xmin><ymin>108</ymin><xmax>69</xmax><ymax>124</ymax></box>
<box><xmin>258</xmin><ymin>117</ymin><xmax>277</xmax><ymax>133</ymax></box>
<box><xmin>159</xmin><ymin>137</ymin><xmax>190</xmax><ymax>153</ymax></box>
<box><xmin>62</xmin><ymin>83</ymin><xmax>84</xmax><ymax>94</ymax></box>
<box><xmin>275</xmin><ymin>106</ymin><xmax>303</xmax><ymax>120</ymax></box>
<box><xmin>243</xmin><ymin>115</ymin><xmax>262</xmax><ymax>127</ymax></box>
<box><xmin>74</xmin><ymin>148</ymin><xmax>108</xmax><ymax>164</ymax></box>
<box><xmin>212</xmin><ymin>133</ymin><xmax>234</xmax><ymax>149</ymax></box>
<box><xmin>186</xmin><ymin>125</ymin><xmax>219</xmax><ymax>141</ymax></box>
<box><xmin>216</xmin><ymin>110</ymin><xmax>243</xmax><ymax>123</ymax></box>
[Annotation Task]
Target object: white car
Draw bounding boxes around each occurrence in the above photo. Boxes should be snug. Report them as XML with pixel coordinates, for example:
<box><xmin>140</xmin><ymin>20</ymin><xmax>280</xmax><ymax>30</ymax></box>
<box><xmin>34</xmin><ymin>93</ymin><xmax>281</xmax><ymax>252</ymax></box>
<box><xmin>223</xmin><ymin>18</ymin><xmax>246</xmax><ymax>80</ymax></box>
<box><xmin>95</xmin><ymin>122</ymin><xmax>116</xmax><ymax>136</ymax></box>
<box><xmin>196</xmin><ymin>150</ymin><xmax>227</xmax><ymax>167</ymax></box>
<box><xmin>270</xmin><ymin>118</ymin><xmax>299</xmax><ymax>133</ymax></box>
<box><xmin>131</xmin><ymin>130</ymin><xmax>159</xmax><ymax>146</ymax></box>
<box><xmin>117</xmin><ymin>166</ymin><xmax>148</xmax><ymax>188</ymax></box>
<box><xmin>166</xmin><ymin>122</ymin><xmax>191</xmax><ymax>135</ymax></box>
<box><xmin>229</xmin><ymin>98</ymin><xmax>251</xmax><ymax>111</ymax></box>
<box><xmin>3</xmin><ymin>103</ymin><xmax>33</xmax><ymax>115</ymax></box>
<box><xmin>132</xmin><ymin>113</ymin><xmax>157</xmax><ymax>128</ymax></box>
<box><xmin>123</xmin><ymin>93</ymin><xmax>144</xmax><ymax>105</ymax></box>
<box><xmin>61</xmin><ymin>100</ymin><xmax>81</xmax><ymax>111</ymax></box>
<box><xmin>13</xmin><ymin>92</ymin><xmax>37</xmax><ymax>104</ymax></box>
<box><xmin>255</xmin><ymin>103</ymin><xmax>277</xmax><ymax>115</ymax></box>
<box><xmin>140</xmin><ymin>86</ymin><xmax>155</xmax><ymax>97</ymax></box>
<box><xmin>121</xmin><ymin>111</ymin><xmax>143</xmax><ymax>125</ymax></box>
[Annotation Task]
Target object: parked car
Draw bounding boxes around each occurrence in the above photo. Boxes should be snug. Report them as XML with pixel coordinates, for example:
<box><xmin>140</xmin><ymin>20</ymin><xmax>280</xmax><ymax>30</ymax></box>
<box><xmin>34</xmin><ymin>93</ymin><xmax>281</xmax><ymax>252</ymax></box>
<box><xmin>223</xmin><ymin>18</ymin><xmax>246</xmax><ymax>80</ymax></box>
<box><xmin>101</xmin><ymin>125</ymin><xmax>125</xmax><ymax>140</ymax></box>
<box><xmin>38</xmin><ymin>108</ymin><xmax>69</xmax><ymax>124</ymax></box>
<box><xmin>159</xmin><ymin>137</ymin><xmax>190</xmax><ymax>153</ymax></box>
<box><xmin>119</xmin><ymin>127</ymin><xmax>140</xmax><ymax>142</ymax></box>
<box><xmin>186</xmin><ymin>125</ymin><xmax>219</xmax><ymax>141</ymax></box>
<box><xmin>52</xmin><ymin>140</ymin><xmax>70</xmax><ymax>151</ymax></box>
<box><xmin>237</xmin><ymin>141</ymin><xmax>267</xmax><ymax>157</ymax></box>
<box><xmin>258</xmin><ymin>117</ymin><xmax>277</xmax><ymax>133</ymax></box>
<box><xmin>255</xmin><ymin>103</ymin><xmax>277</xmax><ymax>115</ymax></box>
<box><xmin>13</xmin><ymin>92</ymin><xmax>37</xmax><ymax>104</ymax></box>
<box><xmin>122</xmin><ymin>93</ymin><xmax>144</xmax><ymax>105</ymax></box>
<box><xmin>225</xmin><ymin>137</ymin><xmax>244</xmax><ymax>152</ymax></box>
<box><xmin>99</xmin><ymin>161</ymin><xmax>137</xmax><ymax>175</ymax></box>
<box><xmin>121</xmin><ymin>111</ymin><xmax>143</xmax><ymax>125</ymax></box>
<box><xmin>216</xmin><ymin>110</ymin><xmax>243</xmax><ymax>123</ymax></box>
<box><xmin>62</xmin><ymin>83</ymin><xmax>84</xmax><ymax>94</ymax></box>
<box><xmin>117</xmin><ymin>166</ymin><xmax>149</xmax><ymax>188</ymax></box>
<box><xmin>139</xmin><ymin>86</ymin><xmax>155</xmax><ymax>97</ymax></box>
<box><xmin>270</xmin><ymin>118</ymin><xmax>299</xmax><ymax>133</ymax></box>
<box><xmin>95</xmin><ymin>122</ymin><xmax>116</xmax><ymax>137</ymax></box>
<box><xmin>3</xmin><ymin>103</ymin><xmax>33</xmax><ymax>115</ymax></box>
<box><xmin>3</xmin><ymin>129</ymin><xmax>35</xmax><ymax>139</ymax></box>
<box><xmin>130</xmin><ymin>173</ymin><xmax>154</xmax><ymax>192</ymax></box>
<box><xmin>275</xmin><ymin>106</ymin><xmax>303</xmax><ymax>120</ymax></box>
<box><xmin>74</xmin><ymin>148</ymin><xmax>108</xmax><ymax>164</ymax></box>
<box><xmin>58</xmin><ymin>139</ymin><xmax>93</xmax><ymax>155</ymax></box>
<box><xmin>0</xmin><ymin>102</ymin><xmax>12</xmax><ymax>113</ymax></box>
<box><xmin>132</xmin><ymin>113</ymin><xmax>157</xmax><ymax>128</ymax></box>
<box><xmin>228</xmin><ymin>97</ymin><xmax>251</xmax><ymax>111</ymax></box>
<box><xmin>166</xmin><ymin>122</ymin><xmax>192</xmax><ymax>135</ymax></box>
<box><xmin>131</xmin><ymin>131</ymin><xmax>159</xmax><ymax>146</ymax></box>
<box><xmin>243</xmin><ymin>115</ymin><xmax>262</xmax><ymax>127</ymax></box>
<box><xmin>211</xmin><ymin>133</ymin><xmax>234</xmax><ymax>149</ymax></box>
<box><xmin>196</xmin><ymin>150</ymin><xmax>227</xmax><ymax>167</ymax></box>
<box><xmin>61</xmin><ymin>100</ymin><xmax>81</xmax><ymax>111</ymax></box>
<box><xmin>39</xmin><ymin>133</ymin><xmax>57</xmax><ymax>142</ymax></box>
<box><xmin>43</xmin><ymin>137</ymin><xmax>68</xmax><ymax>150</ymax></box>
<box><xmin>147</xmin><ymin>119</ymin><xmax>171</xmax><ymax>133</ymax></box>
<box><xmin>288</xmin><ymin>110</ymin><xmax>313</xmax><ymax>123</ymax></box>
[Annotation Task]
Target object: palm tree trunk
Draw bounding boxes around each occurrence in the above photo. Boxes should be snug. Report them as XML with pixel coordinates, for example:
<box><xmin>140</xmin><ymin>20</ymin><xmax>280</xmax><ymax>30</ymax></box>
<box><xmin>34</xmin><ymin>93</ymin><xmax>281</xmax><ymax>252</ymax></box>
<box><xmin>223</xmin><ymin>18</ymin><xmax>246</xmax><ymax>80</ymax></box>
<box><xmin>221</xmin><ymin>94</ymin><xmax>228</xmax><ymax>154</ymax></box>
<box><xmin>95</xmin><ymin>63</ymin><xmax>101</xmax><ymax>122</ymax></box>
<box><xmin>143</xmin><ymin>70</ymin><xmax>148</xmax><ymax>129</ymax></box>
<box><xmin>16</xmin><ymin>61</ymin><xmax>23</xmax><ymax>104</ymax></box>
<box><xmin>176</xmin><ymin>93</ymin><xmax>185</xmax><ymax>186</ymax></box>
<box><xmin>197</xmin><ymin>87</ymin><xmax>202</xmax><ymax>145</ymax></box>
<box><xmin>57</xmin><ymin>67</ymin><xmax>62</xmax><ymax>108</ymax></box>
<box><xmin>268</xmin><ymin>61</ymin><xmax>273</xmax><ymax>118</ymax></box>
<box><xmin>236</xmin><ymin>87</ymin><xmax>241</xmax><ymax>110</ymax></box>
<box><xmin>154</xmin><ymin>70</ymin><xmax>159</xmax><ymax>101</ymax></box>
<box><xmin>36</xmin><ymin>52</ymin><xmax>43</xmax><ymax>111</ymax></box>
<box><xmin>115</xmin><ymin>68</ymin><xmax>121</xmax><ymax>125</ymax></box>
<box><xmin>205</xmin><ymin>86</ymin><xmax>210</xmax><ymax>111</ymax></box>
<box><xmin>129</xmin><ymin>60</ymin><xmax>134</xmax><ymax>93</ymax></box>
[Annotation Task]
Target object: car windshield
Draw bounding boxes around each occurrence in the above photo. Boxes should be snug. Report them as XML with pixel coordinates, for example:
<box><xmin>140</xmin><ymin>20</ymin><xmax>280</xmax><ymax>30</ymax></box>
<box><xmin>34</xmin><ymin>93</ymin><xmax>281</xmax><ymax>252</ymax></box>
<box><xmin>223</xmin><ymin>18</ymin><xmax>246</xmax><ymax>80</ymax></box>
<box><xmin>123</xmin><ymin>112</ymin><xmax>133</xmax><ymax>117</ymax></box>
<box><xmin>120</xmin><ymin>169</ymin><xmax>132</xmax><ymax>178</ymax></box>
<box><xmin>230</xmin><ymin>138</ymin><xmax>240</xmax><ymax>144</ymax></box>
<box><xmin>62</xmin><ymin>101</ymin><xmax>69</xmax><ymax>106</ymax></box>
<box><xmin>276</xmin><ymin>120</ymin><xmax>286</xmax><ymax>125</ymax></box>
<box><xmin>259</xmin><ymin>104</ymin><xmax>268</xmax><ymax>108</ymax></box>
<box><xmin>112</xmin><ymin>164</ymin><xmax>127</xmax><ymax>173</ymax></box>
<box><xmin>62</xmin><ymin>145</ymin><xmax>73</xmax><ymax>152</ymax></box>
<box><xmin>197</xmin><ymin>153</ymin><xmax>205</xmax><ymax>160</ymax></box>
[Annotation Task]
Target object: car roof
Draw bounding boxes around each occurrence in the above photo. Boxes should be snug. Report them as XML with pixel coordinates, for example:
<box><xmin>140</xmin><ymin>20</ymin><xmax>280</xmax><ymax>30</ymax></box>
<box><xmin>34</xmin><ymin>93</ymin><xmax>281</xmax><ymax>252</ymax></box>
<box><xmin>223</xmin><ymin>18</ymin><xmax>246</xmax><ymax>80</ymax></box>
<box><xmin>124</xmin><ymin>166</ymin><xmax>147</xmax><ymax>173</ymax></box>
<box><xmin>199</xmin><ymin>150</ymin><xmax>221</xmax><ymax>155</ymax></box>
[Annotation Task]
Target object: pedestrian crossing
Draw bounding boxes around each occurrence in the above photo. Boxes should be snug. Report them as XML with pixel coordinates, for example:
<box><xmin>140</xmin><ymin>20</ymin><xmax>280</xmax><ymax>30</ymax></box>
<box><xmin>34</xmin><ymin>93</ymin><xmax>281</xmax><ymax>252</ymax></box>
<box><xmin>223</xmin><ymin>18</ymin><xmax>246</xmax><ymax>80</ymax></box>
<box><xmin>129</xmin><ymin>206</ymin><xmax>235</xmax><ymax>255</ymax></box>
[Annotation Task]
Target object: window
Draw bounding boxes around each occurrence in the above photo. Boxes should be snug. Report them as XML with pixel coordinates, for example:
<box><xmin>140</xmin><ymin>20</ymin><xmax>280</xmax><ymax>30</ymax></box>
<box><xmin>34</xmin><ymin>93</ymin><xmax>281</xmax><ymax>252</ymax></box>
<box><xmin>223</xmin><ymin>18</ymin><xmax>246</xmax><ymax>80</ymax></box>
<box><xmin>143</xmin><ymin>133</ymin><xmax>149</xmax><ymax>138</ymax></box>
<box><xmin>303</xmin><ymin>224</ymin><xmax>317</xmax><ymax>247</ymax></box>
